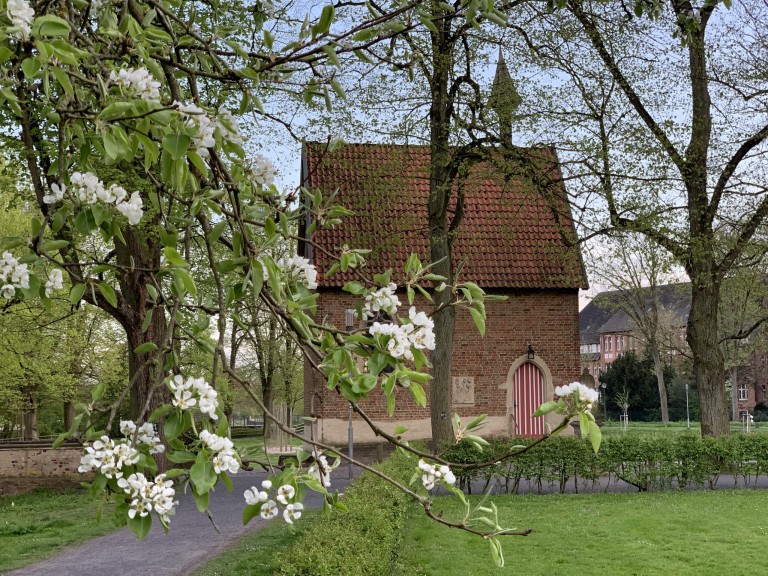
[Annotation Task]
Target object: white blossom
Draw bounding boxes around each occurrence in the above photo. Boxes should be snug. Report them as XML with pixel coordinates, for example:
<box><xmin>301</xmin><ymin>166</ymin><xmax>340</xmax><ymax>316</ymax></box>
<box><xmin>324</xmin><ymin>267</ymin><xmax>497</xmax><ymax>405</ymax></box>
<box><xmin>167</xmin><ymin>375</ymin><xmax>219</xmax><ymax>418</ymax></box>
<box><xmin>362</xmin><ymin>283</ymin><xmax>400</xmax><ymax>320</ymax></box>
<box><xmin>244</xmin><ymin>487</ymin><xmax>270</xmax><ymax>506</ymax></box>
<box><xmin>6</xmin><ymin>0</ymin><xmax>34</xmax><ymax>40</ymax></box>
<box><xmin>115</xmin><ymin>192</ymin><xmax>143</xmax><ymax>226</ymax></box>
<box><xmin>216</xmin><ymin>107</ymin><xmax>243</xmax><ymax>146</ymax></box>
<box><xmin>369</xmin><ymin>322</ymin><xmax>413</xmax><ymax>361</ymax></box>
<box><xmin>283</xmin><ymin>502</ymin><xmax>303</xmax><ymax>524</ymax></box>
<box><xmin>109</xmin><ymin>67</ymin><xmax>162</xmax><ymax>102</ymax></box>
<box><xmin>405</xmin><ymin>306</ymin><xmax>436</xmax><ymax>351</ymax></box>
<box><xmin>1</xmin><ymin>252</ymin><xmax>29</xmax><ymax>300</ymax></box>
<box><xmin>554</xmin><ymin>381</ymin><xmax>599</xmax><ymax>409</ymax></box>
<box><xmin>417</xmin><ymin>459</ymin><xmax>456</xmax><ymax>491</ymax></box>
<box><xmin>275</xmin><ymin>484</ymin><xmax>295</xmax><ymax>506</ymax></box>
<box><xmin>118</xmin><ymin>472</ymin><xmax>177</xmax><ymax>522</ymax></box>
<box><xmin>173</xmin><ymin>101</ymin><xmax>218</xmax><ymax>157</ymax></box>
<box><xmin>69</xmin><ymin>172</ymin><xmax>143</xmax><ymax>225</ymax></box>
<box><xmin>199</xmin><ymin>430</ymin><xmax>240</xmax><ymax>475</ymax></box>
<box><xmin>276</xmin><ymin>255</ymin><xmax>318</xmax><ymax>290</ymax></box>
<box><xmin>260</xmin><ymin>500</ymin><xmax>279</xmax><ymax>520</ymax></box>
<box><xmin>78</xmin><ymin>435</ymin><xmax>140</xmax><ymax>479</ymax></box>
<box><xmin>44</xmin><ymin>269</ymin><xmax>64</xmax><ymax>297</ymax></box>
<box><xmin>43</xmin><ymin>183</ymin><xmax>66</xmax><ymax>204</ymax></box>
<box><xmin>244</xmin><ymin>154</ymin><xmax>277</xmax><ymax>187</ymax></box>
<box><xmin>308</xmin><ymin>453</ymin><xmax>332</xmax><ymax>488</ymax></box>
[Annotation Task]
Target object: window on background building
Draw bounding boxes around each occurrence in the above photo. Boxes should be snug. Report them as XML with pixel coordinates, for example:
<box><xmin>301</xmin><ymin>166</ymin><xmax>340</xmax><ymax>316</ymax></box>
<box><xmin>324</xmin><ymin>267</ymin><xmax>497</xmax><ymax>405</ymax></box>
<box><xmin>762</xmin><ymin>384</ymin><xmax>766</xmax><ymax>400</ymax></box>
<box><xmin>605</xmin><ymin>336</ymin><xmax>612</xmax><ymax>352</ymax></box>
<box><xmin>738</xmin><ymin>383</ymin><xmax>748</xmax><ymax>401</ymax></box>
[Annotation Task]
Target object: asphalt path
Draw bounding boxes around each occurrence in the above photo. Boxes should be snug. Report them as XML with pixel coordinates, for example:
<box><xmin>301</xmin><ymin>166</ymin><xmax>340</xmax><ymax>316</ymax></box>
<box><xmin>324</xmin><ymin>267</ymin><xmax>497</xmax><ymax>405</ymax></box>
<box><xmin>6</xmin><ymin>469</ymin><xmax>351</xmax><ymax>576</ymax></box>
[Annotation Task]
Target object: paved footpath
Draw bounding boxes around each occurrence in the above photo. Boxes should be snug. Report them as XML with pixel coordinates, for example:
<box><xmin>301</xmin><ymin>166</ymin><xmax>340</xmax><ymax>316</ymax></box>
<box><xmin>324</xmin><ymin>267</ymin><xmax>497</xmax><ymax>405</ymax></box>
<box><xmin>7</xmin><ymin>470</ymin><xmax>351</xmax><ymax>576</ymax></box>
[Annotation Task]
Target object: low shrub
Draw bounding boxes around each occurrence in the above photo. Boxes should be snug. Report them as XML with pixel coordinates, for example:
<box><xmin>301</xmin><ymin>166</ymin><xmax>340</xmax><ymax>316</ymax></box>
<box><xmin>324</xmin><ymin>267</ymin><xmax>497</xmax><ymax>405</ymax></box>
<box><xmin>446</xmin><ymin>432</ymin><xmax>768</xmax><ymax>494</ymax></box>
<box><xmin>275</xmin><ymin>448</ymin><xmax>415</xmax><ymax>576</ymax></box>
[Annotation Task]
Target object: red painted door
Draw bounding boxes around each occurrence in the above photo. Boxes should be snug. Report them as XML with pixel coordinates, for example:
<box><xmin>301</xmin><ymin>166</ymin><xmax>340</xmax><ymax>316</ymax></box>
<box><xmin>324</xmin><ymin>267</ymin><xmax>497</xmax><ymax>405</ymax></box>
<box><xmin>512</xmin><ymin>362</ymin><xmax>544</xmax><ymax>437</ymax></box>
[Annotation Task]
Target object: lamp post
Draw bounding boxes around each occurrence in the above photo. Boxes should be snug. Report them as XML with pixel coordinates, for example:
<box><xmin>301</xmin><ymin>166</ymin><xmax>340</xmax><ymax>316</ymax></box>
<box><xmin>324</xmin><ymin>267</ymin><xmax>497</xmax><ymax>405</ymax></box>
<box><xmin>685</xmin><ymin>382</ymin><xmax>690</xmax><ymax>429</ymax></box>
<box><xmin>345</xmin><ymin>309</ymin><xmax>355</xmax><ymax>479</ymax></box>
<box><xmin>601</xmin><ymin>381</ymin><xmax>607</xmax><ymax>421</ymax></box>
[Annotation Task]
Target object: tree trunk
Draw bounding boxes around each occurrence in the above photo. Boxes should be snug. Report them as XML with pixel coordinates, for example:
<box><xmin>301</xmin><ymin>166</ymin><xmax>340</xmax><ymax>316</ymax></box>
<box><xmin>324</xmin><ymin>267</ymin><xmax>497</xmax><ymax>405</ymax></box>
<box><xmin>263</xmin><ymin>377</ymin><xmax>277</xmax><ymax>441</ymax></box>
<box><xmin>114</xmin><ymin>228</ymin><xmax>168</xmax><ymax>422</ymax></box>
<box><xmin>425</xmin><ymin>5</ymin><xmax>456</xmax><ymax>451</ymax></box>
<box><xmin>23</xmin><ymin>392</ymin><xmax>38</xmax><ymax>441</ymax></box>
<box><xmin>63</xmin><ymin>401</ymin><xmax>75</xmax><ymax>431</ymax></box>
<box><xmin>650</xmin><ymin>347</ymin><xmax>669</xmax><ymax>424</ymax></box>
<box><xmin>688</xmin><ymin>279</ymin><xmax>730</xmax><ymax>436</ymax></box>
<box><xmin>116</xmin><ymin>228</ymin><xmax>170</xmax><ymax>469</ymax></box>
<box><xmin>730</xmin><ymin>366</ymin><xmax>738</xmax><ymax>422</ymax></box>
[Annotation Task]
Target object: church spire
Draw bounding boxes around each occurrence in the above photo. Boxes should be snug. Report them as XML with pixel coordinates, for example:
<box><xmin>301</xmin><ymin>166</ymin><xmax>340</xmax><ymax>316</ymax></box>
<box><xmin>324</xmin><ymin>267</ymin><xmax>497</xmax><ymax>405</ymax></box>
<box><xmin>489</xmin><ymin>48</ymin><xmax>521</xmax><ymax>145</ymax></box>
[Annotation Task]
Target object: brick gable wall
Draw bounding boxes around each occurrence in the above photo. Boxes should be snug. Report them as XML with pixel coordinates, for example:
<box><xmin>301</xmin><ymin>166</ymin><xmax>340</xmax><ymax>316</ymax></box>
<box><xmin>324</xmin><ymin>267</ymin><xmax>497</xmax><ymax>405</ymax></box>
<box><xmin>304</xmin><ymin>288</ymin><xmax>581</xmax><ymax>443</ymax></box>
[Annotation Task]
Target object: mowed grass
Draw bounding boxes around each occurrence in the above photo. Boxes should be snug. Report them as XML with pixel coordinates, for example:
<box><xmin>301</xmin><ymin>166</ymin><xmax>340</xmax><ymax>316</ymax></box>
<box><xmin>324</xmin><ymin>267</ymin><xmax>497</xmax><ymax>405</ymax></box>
<box><xmin>193</xmin><ymin>510</ymin><xmax>320</xmax><ymax>576</ymax></box>
<box><xmin>0</xmin><ymin>488</ymin><xmax>118</xmax><ymax>573</ymax></box>
<box><xmin>397</xmin><ymin>490</ymin><xmax>768</xmax><ymax>576</ymax></box>
<box><xmin>600</xmin><ymin>420</ymin><xmax>768</xmax><ymax>437</ymax></box>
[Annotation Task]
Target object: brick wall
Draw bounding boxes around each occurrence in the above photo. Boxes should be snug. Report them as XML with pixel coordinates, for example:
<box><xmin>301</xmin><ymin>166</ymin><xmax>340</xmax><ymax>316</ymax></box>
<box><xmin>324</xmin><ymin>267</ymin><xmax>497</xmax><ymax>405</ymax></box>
<box><xmin>304</xmin><ymin>288</ymin><xmax>581</xmax><ymax>443</ymax></box>
<box><xmin>0</xmin><ymin>443</ymin><xmax>87</xmax><ymax>495</ymax></box>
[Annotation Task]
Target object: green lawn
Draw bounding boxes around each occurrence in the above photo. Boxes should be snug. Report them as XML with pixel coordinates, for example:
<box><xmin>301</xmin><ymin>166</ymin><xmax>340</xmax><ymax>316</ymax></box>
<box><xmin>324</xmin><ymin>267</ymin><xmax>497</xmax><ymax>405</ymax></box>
<box><xmin>600</xmin><ymin>420</ymin><xmax>768</xmax><ymax>437</ymax></box>
<box><xmin>193</xmin><ymin>511</ymin><xmax>319</xmax><ymax>576</ymax></box>
<box><xmin>0</xmin><ymin>488</ymin><xmax>118</xmax><ymax>573</ymax></box>
<box><xmin>396</xmin><ymin>490</ymin><xmax>768</xmax><ymax>575</ymax></box>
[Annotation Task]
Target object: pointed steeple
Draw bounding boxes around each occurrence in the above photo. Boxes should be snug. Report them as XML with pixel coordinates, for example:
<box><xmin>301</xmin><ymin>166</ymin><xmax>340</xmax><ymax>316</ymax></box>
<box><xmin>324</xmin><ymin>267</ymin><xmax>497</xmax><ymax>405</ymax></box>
<box><xmin>489</xmin><ymin>48</ymin><xmax>521</xmax><ymax>144</ymax></box>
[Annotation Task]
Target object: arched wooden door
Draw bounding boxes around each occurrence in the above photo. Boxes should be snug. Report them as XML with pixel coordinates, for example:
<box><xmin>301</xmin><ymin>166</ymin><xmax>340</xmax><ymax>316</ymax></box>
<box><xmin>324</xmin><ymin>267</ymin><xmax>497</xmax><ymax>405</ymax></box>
<box><xmin>512</xmin><ymin>362</ymin><xmax>545</xmax><ymax>437</ymax></box>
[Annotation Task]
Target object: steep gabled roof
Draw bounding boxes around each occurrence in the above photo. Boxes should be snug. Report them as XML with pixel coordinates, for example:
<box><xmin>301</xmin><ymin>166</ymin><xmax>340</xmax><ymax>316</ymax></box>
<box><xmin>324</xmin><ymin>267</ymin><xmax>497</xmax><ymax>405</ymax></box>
<box><xmin>580</xmin><ymin>283</ymin><xmax>691</xmax><ymax>342</ymax></box>
<box><xmin>300</xmin><ymin>142</ymin><xmax>588</xmax><ymax>290</ymax></box>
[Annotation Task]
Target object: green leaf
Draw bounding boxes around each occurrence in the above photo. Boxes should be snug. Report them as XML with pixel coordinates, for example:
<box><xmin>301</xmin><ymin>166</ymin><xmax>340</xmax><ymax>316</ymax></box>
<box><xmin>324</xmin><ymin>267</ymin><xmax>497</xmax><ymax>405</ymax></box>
<box><xmin>102</xmin><ymin>131</ymin><xmax>121</xmax><ymax>161</ymax></box>
<box><xmin>98</xmin><ymin>282</ymin><xmax>118</xmax><ymax>308</ymax></box>
<box><xmin>69</xmin><ymin>283</ymin><xmax>87</xmax><ymax>305</ymax></box>
<box><xmin>21</xmin><ymin>57</ymin><xmax>40</xmax><ymax>79</ymax></box>
<box><xmin>533</xmin><ymin>401</ymin><xmax>559</xmax><ymax>417</ymax></box>
<box><xmin>588</xmin><ymin>420</ymin><xmax>602</xmax><ymax>453</ymax></box>
<box><xmin>190</xmin><ymin>459</ymin><xmax>218</xmax><ymax>493</ymax></box>
<box><xmin>133</xmin><ymin>342</ymin><xmax>158</xmax><ymax>354</ymax></box>
<box><xmin>33</xmin><ymin>15</ymin><xmax>71</xmax><ymax>38</ymax></box>
<box><xmin>148</xmin><ymin>403</ymin><xmax>174</xmax><ymax>422</ymax></box>
<box><xmin>409</xmin><ymin>383</ymin><xmax>427</xmax><ymax>407</ymax></box>
<box><xmin>243</xmin><ymin>504</ymin><xmax>261</xmax><ymax>525</ymax></box>
<box><xmin>52</xmin><ymin>431</ymin><xmax>69</xmax><ymax>449</ymax></box>
<box><xmin>91</xmin><ymin>382</ymin><xmax>106</xmax><ymax>403</ymax></box>
<box><xmin>578</xmin><ymin>412</ymin><xmax>589</xmax><ymax>438</ymax></box>
<box><xmin>141</xmin><ymin>308</ymin><xmax>154</xmax><ymax>332</ymax></box>
<box><xmin>127</xmin><ymin>512</ymin><xmax>152</xmax><ymax>540</ymax></box>
<box><xmin>163</xmin><ymin>412</ymin><xmax>183</xmax><ymax>439</ymax></box>
<box><xmin>167</xmin><ymin>451</ymin><xmax>197</xmax><ymax>464</ymax></box>
<box><xmin>162</xmin><ymin>134</ymin><xmax>191</xmax><ymax>160</ymax></box>
<box><xmin>489</xmin><ymin>537</ymin><xmax>504</xmax><ymax>568</ymax></box>
<box><xmin>468</xmin><ymin>307</ymin><xmax>486</xmax><ymax>336</ymax></box>
<box><xmin>173</xmin><ymin>268</ymin><xmax>197</xmax><ymax>296</ymax></box>
<box><xmin>163</xmin><ymin>247</ymin><xmax>188</xmax><ymax>267</ymax></box>
<box><xmin>206</xmin><ymin>221</ymin><xmax>228</xmax><ymax>243</ymax></box>
<box><xmin>50</xmin><ymin>67</ymin><xmax>73</xmax><ymax>97</ymax></box>
<box><xmin>193</xmin><ymin>489</ymin><xmax>209</xmax><ymax>513</ymax></box>
<box><xmin>393</xmin><ymin>425</ymin><xmax>408</xmax><ymax>435</ymax></box>
<box><xmin>41</xmin><ymin>239</ymin><xmax>68</xmax><ymax>252</ymax></box>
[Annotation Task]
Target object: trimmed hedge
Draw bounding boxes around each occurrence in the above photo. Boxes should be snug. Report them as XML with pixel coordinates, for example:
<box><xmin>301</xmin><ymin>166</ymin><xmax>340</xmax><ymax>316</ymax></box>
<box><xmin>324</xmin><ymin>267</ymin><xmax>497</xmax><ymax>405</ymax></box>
<box><xmin>275</xmin><ymin>449</ymin><xmax>414</xmax><ymax>576</ymax></box>
<box><xmin>443</xmin><ymin>433</ymin><xmax>768</xmax><ymax>493</ymax></box>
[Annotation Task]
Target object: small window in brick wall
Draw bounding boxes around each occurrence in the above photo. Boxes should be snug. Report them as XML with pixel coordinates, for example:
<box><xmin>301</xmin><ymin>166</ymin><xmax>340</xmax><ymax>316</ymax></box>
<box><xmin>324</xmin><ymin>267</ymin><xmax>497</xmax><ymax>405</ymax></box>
<box><xmin>738</xmin><ymin>383</ymin><xmax>748</xmax><ymax>401</ymax></box>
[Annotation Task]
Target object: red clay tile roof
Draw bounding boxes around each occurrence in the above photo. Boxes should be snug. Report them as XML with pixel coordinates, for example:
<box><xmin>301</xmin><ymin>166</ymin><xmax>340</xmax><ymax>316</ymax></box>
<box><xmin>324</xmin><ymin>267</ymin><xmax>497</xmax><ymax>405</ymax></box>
<box><xmin>301</xmin><ymin>142</ymin><xmax>588</xmax><ymax>290</ymax></box>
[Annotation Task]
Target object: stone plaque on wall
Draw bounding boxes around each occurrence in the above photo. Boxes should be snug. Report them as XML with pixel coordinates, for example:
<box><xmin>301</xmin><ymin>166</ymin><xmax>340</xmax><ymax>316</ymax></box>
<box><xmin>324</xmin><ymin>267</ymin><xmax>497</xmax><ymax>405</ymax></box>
<box><xmin>452</xmin><ymin>376</ymin><xmax>475</xmax><ymax>405</ymax></box>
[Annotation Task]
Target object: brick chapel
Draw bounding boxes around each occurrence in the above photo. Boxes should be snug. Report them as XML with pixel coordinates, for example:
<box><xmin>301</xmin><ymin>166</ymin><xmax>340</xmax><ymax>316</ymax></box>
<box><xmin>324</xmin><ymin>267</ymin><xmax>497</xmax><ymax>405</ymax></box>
<box><xmin>299</xmin><ymin>141</ymin><xmax>587</xmax><ymax>445</ymax></box>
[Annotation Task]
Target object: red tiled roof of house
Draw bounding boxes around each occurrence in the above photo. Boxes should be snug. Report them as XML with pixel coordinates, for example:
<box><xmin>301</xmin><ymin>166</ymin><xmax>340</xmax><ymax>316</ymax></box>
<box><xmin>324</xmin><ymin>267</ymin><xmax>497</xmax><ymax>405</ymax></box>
<box><xmin>301</xmin><ymin>142</ymin><xmax>588</xmax><ymax>290</ymax></box>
